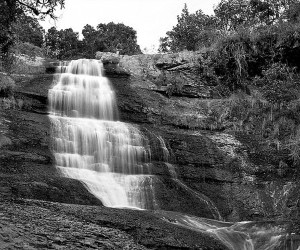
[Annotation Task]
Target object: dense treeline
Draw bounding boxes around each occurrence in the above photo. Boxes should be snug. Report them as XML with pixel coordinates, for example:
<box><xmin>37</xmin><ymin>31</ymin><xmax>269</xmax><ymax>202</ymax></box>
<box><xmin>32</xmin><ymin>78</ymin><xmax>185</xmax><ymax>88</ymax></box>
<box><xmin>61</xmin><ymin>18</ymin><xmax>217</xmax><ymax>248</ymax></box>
<box><xmin>44</xmin><ymin>22</ymin><xmax>141</xmax><ymax>59</ymax></box>
<box><xmin>0</xmin><ymin>0</ymin><xmax>64</xmax><ymax>55</ymax></box>
<box><xmin>160</xmin><ymin>0</ymin><xmax>300</xmax><ymax>94</ymax></box>
<box><xmin>1</xmin><ymin>17</ymin><xmax>141</xmax><ymax>61</ymax></box>
<box><xmin>0</xmin><ymin>0</ymin><xmax>141</xmax><ymax>63</ymax></box>
<box><xmin>160</xmin><ymin>0</ymin><xmax>300</xmax><ymax>52</ymax></box>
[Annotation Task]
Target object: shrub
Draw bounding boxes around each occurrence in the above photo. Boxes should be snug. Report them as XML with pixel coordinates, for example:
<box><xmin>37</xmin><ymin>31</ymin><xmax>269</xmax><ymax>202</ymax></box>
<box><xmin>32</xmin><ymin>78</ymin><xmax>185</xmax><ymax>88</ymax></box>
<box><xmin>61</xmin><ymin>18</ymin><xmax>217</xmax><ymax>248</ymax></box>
<box><xmin>286</xmin><ymin>128</ymin><xmax>300</xmax><ymax>165</ymax></box>
<box><xmin>0</xmin><ymin>49</ymin><xmax>3</xmax><ymax>72</ymax></box>
<box><xmin>0</xmin><ymin>74</ymin><xmax>15</xmax><ymax>97</ymax></box>
<box><xmin>212</xmin><ymin>28</ymin><xmax>254</xmax><ymax>91</ymax></box>
<box><xmin>12</xmin><ymin>42</ymin><xmax>44</xmax><ymax>59</ymax></box>
<box><xmin>3</xmin><ymin>42</ymin><xmax>46</xmax><ymax>74</ymax></box>
<box><xmin>254</xmin><ymin>63</ymin><xmax>299</xmax><ymax>105</ymax></box>
<box><xmin>207</xmin><ymin>22</ymin><xmax>300</xmax><ymax>95</ymax></box>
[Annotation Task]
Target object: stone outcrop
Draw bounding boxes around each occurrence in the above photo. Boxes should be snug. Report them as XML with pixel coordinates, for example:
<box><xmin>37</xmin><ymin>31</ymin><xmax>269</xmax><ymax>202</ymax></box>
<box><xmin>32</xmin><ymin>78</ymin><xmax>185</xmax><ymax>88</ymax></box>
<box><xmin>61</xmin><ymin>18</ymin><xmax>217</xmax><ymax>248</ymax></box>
<box><xmin>0</xmin><ymin>199</ymin><xmax>227</xmax><ymax>249</ymax></box>
<box><xmin>96</xmin><ymin>51</ymin><xmax>213</xmax><ymax>98</ymax></box>
<box><xmin>1</xmin><ymin>51</ymin><xmax>299</xmax><ymax>248</ymax></box>
<box><xmin>96</xmin><ymin>52</ymin><xmax>300</xmax><ymax>222</ymax></box>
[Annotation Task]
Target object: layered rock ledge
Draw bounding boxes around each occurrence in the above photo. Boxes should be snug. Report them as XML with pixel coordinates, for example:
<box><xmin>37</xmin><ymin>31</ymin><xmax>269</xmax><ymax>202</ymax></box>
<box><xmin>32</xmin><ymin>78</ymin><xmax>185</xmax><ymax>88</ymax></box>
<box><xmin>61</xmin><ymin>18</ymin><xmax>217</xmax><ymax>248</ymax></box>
<box><xmin>1</xmin><ymin>51</ymin><xmax>299</xmax><ymax>248</ymax></box>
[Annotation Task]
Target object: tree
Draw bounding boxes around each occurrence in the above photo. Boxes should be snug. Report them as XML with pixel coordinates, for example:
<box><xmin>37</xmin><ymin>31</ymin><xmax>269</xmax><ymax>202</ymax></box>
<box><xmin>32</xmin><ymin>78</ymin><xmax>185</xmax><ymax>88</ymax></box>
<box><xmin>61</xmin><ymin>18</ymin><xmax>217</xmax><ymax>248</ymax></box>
<box><xmin>82</xmin><ymin>22</ymin><xmax>141</xmax><ymax>57</ymax></box>
<box><xmin>159</xmin><ymin>4</ymin><xmax>217</xmax><ymax>52</ymax></box>
<box><xmin>13</xmin><ymin>14</ymin><xmax>44</xmax><ymax>47</ymax></box>
<box><xmin>214</xmin><ymin>0</ymin><xmax>300</xmax><ymax>31</ymax></box>
<box><xmin>5</xmin><ymin>0</ymin><xmax>65</xmax><ymax>19</ymax></box>
<box><xmin>0</xmin><ymin>0</ymin><xmax>64</xmax><ymax>54</ymax></box>
<box><xmin>57</xmin><ymin>28</ymin><xmax>79</xmax><ymax>59</ymax></box>
<box><xmin>285</xmin><ymin>1</ymin><xmax>300</xmax><ymax>23</ymax></box>
<box><xmin>45</xmin><ymin>26</ymin><xmax>60</xmax><ymax>57</ymax></box>
<box><xmin>97</xmin><ymin>22</ymin><xmax>141</xmax><ymax>55</ymax></box>
<box><xmin>82</xmin><ymin>24</ymin><xmax>98</xmax><ymax>58</ymax></box>
<box><xmin>45</xmin><ymin>27</ymin><xmax>80</xmax><ymax>59</ymax></box>
<box><xmin>46</xmin><ymin>22</ymin><xmax>141</xmax><ymax>59</ymax></box>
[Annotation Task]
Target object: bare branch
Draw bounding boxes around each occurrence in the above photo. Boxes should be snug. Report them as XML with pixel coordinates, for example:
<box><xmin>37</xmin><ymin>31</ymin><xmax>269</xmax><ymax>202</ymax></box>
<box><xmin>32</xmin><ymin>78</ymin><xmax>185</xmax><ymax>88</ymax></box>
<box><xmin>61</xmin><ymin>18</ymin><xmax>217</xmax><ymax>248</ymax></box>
<box><xmin>16</xmin><ymin>0</ymin><xmax>39</xmax><ymax>15</ymax></box>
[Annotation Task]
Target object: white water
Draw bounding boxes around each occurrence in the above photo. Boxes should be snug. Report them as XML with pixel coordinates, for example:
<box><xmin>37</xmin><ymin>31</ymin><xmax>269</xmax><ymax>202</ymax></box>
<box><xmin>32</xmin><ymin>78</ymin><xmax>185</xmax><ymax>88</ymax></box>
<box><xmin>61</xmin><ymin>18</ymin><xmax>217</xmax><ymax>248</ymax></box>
<box><xmin>157</xmin><ymin>210</ymin><xmax>288</xmax><ymax>250</ymax></box>
<box><xmin>156</xmin><ymin>134</ymin><xmax>223</xmax><ymax>221</ymax></box>
<box><xmin>48</xmin><ymin>59</ymin><xmax>299</xmax><ymax>250</ymax></box>
<box><xmin>155</xmin><ymin>120</ymin><xmax>294</xmax><ymax>249</ymax></box>
<box><xmin>49</xmin><ymin>59</ymin><xmax>156</xmax><ymax>209</ymax></box>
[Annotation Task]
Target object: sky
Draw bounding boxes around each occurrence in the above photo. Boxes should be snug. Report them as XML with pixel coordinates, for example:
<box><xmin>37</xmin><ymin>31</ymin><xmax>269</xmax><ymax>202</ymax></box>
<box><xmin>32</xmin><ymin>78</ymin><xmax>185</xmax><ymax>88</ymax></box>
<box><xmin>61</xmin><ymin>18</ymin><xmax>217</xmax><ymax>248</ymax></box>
<box><xmin>40</xmin><ymin>0</ymin><xmax>220</xmax><ymax>53</ymax></box>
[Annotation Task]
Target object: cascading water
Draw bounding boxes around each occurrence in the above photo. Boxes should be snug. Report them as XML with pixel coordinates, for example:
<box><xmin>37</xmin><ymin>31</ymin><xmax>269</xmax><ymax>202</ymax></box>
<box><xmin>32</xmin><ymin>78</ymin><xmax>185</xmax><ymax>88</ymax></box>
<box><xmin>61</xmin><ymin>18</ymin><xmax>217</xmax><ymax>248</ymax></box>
<box><xmin>154</xmin><ymin>121</ymin><xmax>292</xmax><ymax>250</ymax></box>
<box><xmin>156</xmin><ymin>134</ymin><xmax>223</xmax><ymax>221</ymax></box>
<box><xmin>48</xmin><ymin>59</ymin><xmax>298</xmax><ymax>250</ymax></box>
<box><xmin>157</xmin><ymin>210</ymin><xmax>287</xmax><ymax>250</ymax></box>
<box><xmin>49</xmin><ymin>59</ymin><xmax>156</xmax><ymax>209</ymax></box>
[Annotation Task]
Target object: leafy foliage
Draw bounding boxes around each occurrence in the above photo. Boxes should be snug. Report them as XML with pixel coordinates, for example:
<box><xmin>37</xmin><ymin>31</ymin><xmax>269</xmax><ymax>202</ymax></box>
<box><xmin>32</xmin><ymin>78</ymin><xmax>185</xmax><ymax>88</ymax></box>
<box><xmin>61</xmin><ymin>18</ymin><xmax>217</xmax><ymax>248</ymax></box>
<box><xmin>45</xmin><ymin>22</ymin><xmax>141</xmax><ymax>59</ymax></box>
<box><xmin>162</xmin><ymin>3</ymin><xmax>300</xmax><ymax>168</ymax></box>
<box><xmin>81</xmin><ymin>24</ymin><xmax>98</xmax><ymax>58</ymax></box>
<box><xmin>44</xmin><ymin>26</ymin><xmax>60</xmax><ymax>58</ymax></box>
<box><xmin>13</xmin><ymin>14</ymin><xmax>44</xmax><ymax>47</ymax></box>
<box><xmin>213</xmin><ymin>0</ymin><xmax>296</xmax><ymax>29</ymax></box>
<box><xmin>212</xmin><ymin>28</ymin><xmax>254</xmax><ymax>91</ymax></box>
<box><xmin>254</xmin><ymin>63</ymin><xmax>299</xmax><ymax>104</ymax></box>
<box><xmin>287</xmin><ymin>128</ymin><xmax>300</xmax><ymax>165</ymax></box>
<box><xmin>45</xmin><ymin>27</ymin><xmax>80</xmax><ymax>59</ymax></box>
<box><xmin>0</xmin><ymin>74</ymin><xmax>15</xmax><ymax>97</ymax></box>
<box><xmin>83</xmin><ymin>22</ymin><xmax>141</xmax><ymax>57</ymax></box>
<box><xmin>0</xmin><ymin>0</ymin><xmax>64</xmax><ymax>54</ymax></box>
<box><xmin>11</xmin><ymin>0</ymin><xmax>65</xmax><ymax>19</ymax></box>
<box><xmin>160</xmin><ymin>1</ymin><xmax>300</xmax><ymax>53</ymax></box>
<box><xmin>205</xmin><ymin>22</ymin><xmax>300</xmax><ymax>92</ymax></box>
<box><xmin>159</xmin><ymin>4</ymin><xmax>217</xmax><ymax>52</ymax></box>
<box><xmin>12</xmin><ymin>42</ymin><xmax>44</xmax><ymax>58</ymax></box>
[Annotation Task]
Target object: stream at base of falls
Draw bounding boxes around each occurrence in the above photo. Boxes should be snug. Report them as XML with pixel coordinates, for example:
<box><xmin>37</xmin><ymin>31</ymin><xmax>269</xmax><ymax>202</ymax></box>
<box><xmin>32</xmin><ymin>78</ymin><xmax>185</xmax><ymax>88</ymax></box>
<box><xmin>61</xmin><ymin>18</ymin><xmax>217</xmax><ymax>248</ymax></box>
<box><xmin>48</xmin><ymin>59</ymin><xmax>299</xmax><ymax>250</ymax></box>
<box><xmin>155</xmin><ymin>210</ymin><xmax>300</xmax><ymax>250</ymax></box>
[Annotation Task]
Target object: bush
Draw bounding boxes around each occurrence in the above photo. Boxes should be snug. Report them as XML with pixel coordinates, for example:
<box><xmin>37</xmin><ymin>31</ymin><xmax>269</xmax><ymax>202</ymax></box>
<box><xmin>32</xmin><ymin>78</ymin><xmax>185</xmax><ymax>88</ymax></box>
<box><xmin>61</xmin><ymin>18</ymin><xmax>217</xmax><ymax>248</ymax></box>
<box><xmin>0</xmin><ymin>74</ymin><xmax>15</xmax><ymax>97</ymax></box>
<box><xmin>12</xmin><ymin>42</ymin><xmax>44</xmax><ymax>59</ymax></box>
<box><xmin>208</xmin><ymin>22</ymin><xmax>300</xmax><ymax>94</ymax></box>
<box><xmin>3</xmin><ymin>42</ymin><xmax>46</xmax><ymax>74</ymax></box>
<box><xmin>212</xmin><ymin>28</ymin><xmax>255</xmax><ymax>91</ymax></box>
<box><xmin>0</xmin><ymin>47</ymin><xmax>3</xmax><ymax>72</ymax></box>
<box><xmin>254</xmin><ymin>63</ymin><xmax>299</xmax><ymax>105</ymax></box>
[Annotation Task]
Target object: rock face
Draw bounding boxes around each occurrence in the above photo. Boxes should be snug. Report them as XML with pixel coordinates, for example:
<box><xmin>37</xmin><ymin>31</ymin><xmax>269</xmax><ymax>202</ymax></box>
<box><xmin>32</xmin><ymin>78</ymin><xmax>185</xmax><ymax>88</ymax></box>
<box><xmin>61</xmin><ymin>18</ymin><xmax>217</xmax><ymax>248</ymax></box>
<box><xmin>96</xmin><ymin>51</ymin><xmax>213</xmax><ymax>98</ymax></box>
<box><xmin>0</xmin><ymin>199</ymin><xmax>227</xmax><ymax>250</ymax></box>
<box><xmin>1</xmin><ymin>52</ymin><xmax>299</xmax><ymax>248</ymax></box>
<box><xmin>96</xmin><ymin>51</ymin><xmax>300</xmax><ymax>223</ymax></box>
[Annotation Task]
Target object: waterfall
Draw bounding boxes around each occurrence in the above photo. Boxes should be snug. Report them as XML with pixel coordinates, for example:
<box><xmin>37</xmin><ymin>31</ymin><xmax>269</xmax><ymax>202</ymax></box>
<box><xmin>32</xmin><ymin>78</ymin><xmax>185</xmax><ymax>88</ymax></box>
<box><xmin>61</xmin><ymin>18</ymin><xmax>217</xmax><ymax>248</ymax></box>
<box><xmin>49</xmin><ymin>59</ymin><xmax>156</xmax><ymax>209</ymax></box>
<box><xmin>156</xmin><ymin>134</ymin><xmax>223</xmax><ymax>221</ymax></box>
<box><xmin>48</xmin><ymin>59</ymin><xmax>296</xmax><ymax>250</ymax></box>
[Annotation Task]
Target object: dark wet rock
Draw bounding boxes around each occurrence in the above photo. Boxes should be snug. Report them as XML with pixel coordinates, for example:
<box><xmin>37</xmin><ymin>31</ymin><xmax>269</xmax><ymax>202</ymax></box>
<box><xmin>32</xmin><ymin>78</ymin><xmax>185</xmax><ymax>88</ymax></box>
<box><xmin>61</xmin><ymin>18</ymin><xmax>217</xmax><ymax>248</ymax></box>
<box><xmin>3</xmin><ymin>52</ymin><xmax>299</xmax><ymax>223</ymax></box>
<box><xmin>0</xmin><ymin>108</ymin><xmax>102</xmax><ymax>206</ymax></box>
<box><xmin>0</xmin><ymin>135</ymin><xmax>12</xmax><ymax>147</ymax></box>
<box><xmin>95</xmin><ymin>52</ymin><xmax>300</xmax><ymax>222</ymax></box>
<box><xmin>1</xmin><ymin>52</ymin><xmax>300</xmax><ymax>249</ymax></box>
<box><xmin>0</xmin><ymin>199</ymin><xmax>228</xmax><ymax>250</ymax></box>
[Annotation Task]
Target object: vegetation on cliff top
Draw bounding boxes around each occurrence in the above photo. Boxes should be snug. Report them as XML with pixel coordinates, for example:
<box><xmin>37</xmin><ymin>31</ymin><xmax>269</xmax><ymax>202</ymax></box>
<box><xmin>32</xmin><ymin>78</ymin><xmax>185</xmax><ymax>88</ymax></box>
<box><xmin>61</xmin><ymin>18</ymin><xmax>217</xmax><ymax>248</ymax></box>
<box><xmin>157</xmin><ymin>0</ymin><xmax>300</xmax><ymax>172</ymax></box>
<box><xmin>0</xmin><ymin>0</ymin><xmax>140</xmax><ymax>64</ymax></box>
<box><xmin>44</xmin><ymin>23</ymin><xmax>141</xmax><ymax>59</ymax></box>
<box><xmin>159</xmin><ymin>0</ymin><xmax>300</xmax><ymax>93</ymax></box>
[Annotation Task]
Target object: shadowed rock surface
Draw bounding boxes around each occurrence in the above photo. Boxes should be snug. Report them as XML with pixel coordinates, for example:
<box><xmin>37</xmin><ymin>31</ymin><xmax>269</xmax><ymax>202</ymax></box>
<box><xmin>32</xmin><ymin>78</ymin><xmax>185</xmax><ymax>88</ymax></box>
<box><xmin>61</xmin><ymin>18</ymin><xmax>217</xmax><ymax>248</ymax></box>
<box><xmin>1</xmin><ymin>52</ymin><xmax>300</xmax><ymax>248</ymax></box>
<box><xmin>0</xmin><ymin>199</ymin><xmax>229</xmax><ymax>249</ymax></box>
